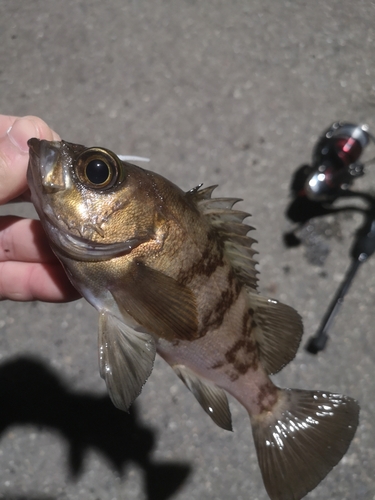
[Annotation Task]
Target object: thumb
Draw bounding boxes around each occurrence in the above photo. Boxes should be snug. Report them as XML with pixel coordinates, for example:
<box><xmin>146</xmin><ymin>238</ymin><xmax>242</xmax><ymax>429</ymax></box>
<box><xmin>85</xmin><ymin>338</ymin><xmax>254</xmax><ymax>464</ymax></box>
<box><xmin>0</xmin><ymin>115</ymin><xmax>60</xmax><ymax>204</ymax></box>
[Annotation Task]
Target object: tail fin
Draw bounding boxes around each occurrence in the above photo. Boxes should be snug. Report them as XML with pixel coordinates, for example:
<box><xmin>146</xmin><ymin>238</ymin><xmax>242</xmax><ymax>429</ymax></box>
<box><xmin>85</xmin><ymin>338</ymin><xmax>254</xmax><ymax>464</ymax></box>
<box><xmin>250</xmin><ymin>388</ymin><xmax>359</xmax><ymax>500</ymax></box>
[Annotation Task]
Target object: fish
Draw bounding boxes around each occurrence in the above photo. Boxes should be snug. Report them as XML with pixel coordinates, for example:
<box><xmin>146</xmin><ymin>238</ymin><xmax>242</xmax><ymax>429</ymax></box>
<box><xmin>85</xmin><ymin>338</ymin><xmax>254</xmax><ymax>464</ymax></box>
<box><xmin>27</xmin><ymin>138</ymin><xmax>359</xmax><ymax>500</ymax></box>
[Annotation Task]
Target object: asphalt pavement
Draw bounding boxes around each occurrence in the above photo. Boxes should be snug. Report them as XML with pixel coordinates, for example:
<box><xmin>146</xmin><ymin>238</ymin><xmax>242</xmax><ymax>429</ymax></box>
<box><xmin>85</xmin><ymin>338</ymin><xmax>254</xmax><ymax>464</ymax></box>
<box><xmin>0</xmin><ymin>1</ymin><xmax>374</xmax><ymax>499</ymax></box>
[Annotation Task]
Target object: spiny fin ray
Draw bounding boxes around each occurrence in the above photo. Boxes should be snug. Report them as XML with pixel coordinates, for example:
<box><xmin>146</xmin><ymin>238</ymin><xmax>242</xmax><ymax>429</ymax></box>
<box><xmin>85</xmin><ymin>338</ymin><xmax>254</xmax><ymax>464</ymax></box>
<box><xmin>187</xmin><ymin>184</ymin><xmax>258</xmax><ymax>291</ymax></box>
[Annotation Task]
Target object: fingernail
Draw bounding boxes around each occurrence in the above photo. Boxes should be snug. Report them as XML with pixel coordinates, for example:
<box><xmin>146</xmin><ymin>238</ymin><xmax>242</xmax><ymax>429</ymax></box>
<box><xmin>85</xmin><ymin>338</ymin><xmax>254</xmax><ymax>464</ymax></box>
<box><xmin>7</xmin><ymin>117</ymin><xmax>39</xmax><ymax>154</ymax></box>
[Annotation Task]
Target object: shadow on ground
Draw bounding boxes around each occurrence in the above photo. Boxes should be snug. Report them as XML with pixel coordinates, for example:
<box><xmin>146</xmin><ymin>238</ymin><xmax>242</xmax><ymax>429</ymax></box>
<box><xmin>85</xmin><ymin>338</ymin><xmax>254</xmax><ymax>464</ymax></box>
<box><xmin>0</xmin><ymin>496</ymin><xmax>55</xmax><ymax>500</ymax></box>
<box><xmin>0</xmin><ymin>356</ymin><xmax>191</xmax><ymax>500</ymax></box>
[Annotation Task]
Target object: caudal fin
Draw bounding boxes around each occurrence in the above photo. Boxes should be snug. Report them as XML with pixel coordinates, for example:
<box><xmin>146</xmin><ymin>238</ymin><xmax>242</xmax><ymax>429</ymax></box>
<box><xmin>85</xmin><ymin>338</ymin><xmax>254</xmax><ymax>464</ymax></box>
<box><xmin>250</xmin><ymin>388</ymin><xmax>359</xmax><ymax>500</ymax></box>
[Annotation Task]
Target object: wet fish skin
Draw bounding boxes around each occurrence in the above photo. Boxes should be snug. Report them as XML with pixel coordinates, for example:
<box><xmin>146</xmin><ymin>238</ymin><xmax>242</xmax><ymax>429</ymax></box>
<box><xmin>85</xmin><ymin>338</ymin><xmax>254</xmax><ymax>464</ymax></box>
<box><xmin>27</xmin><ymin>138</ymin><xmax>359</xmax><ymax>500</ymax></box>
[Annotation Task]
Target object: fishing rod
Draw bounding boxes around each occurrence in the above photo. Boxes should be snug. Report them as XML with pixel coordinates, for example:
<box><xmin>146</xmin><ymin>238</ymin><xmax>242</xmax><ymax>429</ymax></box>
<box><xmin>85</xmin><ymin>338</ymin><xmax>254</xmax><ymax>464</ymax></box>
<box><xmin>284</xmin><ymin>122</ymin><xmax>375</xmax><ymax>354</ymax></box>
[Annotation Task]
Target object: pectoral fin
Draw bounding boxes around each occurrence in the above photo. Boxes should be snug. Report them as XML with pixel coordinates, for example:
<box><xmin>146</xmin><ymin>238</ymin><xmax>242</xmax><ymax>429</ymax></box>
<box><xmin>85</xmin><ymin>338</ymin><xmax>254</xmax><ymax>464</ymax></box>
<box><xmin>111</xmin><ymin>262</ymin><xmax>199</xmax><ymax>342</ymax></box>
<box><xmin>248</xmin><ymin>293</ymin><xmax>303</xmax><ymax>374</ymax></box>
<box><xmin>173</xmin><ymin>364</ymin><xmax>232</xmax><ymax>431</ymax></box>
<box><xmin>98</xmin><ymin>311</ymin><xmax>156</xmax><ymax>411</ymax></box>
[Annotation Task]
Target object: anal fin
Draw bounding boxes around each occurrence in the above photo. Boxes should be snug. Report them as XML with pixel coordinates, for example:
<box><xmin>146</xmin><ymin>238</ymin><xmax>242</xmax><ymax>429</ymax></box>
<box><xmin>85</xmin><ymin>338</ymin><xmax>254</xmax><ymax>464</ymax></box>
<box><xmin>249</xmin><ymin>293</ymin><xmax>303</xmax><ymax>374</ymax></box>
<box><xmin>173</xmin><ymin>364</ymin><xmax>232</xmax><ymax>431</ymax></box>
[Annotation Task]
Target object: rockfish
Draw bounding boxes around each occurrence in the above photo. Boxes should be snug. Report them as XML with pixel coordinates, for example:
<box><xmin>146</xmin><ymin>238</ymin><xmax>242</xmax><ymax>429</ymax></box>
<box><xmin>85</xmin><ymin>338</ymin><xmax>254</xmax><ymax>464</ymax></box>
<box><xmin>27</xmin><ymin>138</ymin><xmax>359</xmax><ymax>500</ymax></box>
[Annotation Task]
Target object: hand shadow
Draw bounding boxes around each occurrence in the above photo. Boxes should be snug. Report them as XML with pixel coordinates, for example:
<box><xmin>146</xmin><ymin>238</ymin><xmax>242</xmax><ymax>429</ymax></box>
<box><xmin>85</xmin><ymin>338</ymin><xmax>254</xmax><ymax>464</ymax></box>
<box><xmin>0</xmin><ymin>356</ymin><xmax>191</xmax><ymax>500</ymax></box>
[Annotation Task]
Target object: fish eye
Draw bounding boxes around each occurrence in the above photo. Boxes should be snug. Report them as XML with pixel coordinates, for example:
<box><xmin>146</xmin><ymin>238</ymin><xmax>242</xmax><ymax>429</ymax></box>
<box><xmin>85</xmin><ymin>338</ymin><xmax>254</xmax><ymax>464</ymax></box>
<box><xmin>75</xmin><ymin>148</ymin><xmax>123</xmax><ymax>190</ymax></box>
<box><xmin>86</xmin><ymin>159</ymin><xmax>111</xmax><ymax>185</ymax></box>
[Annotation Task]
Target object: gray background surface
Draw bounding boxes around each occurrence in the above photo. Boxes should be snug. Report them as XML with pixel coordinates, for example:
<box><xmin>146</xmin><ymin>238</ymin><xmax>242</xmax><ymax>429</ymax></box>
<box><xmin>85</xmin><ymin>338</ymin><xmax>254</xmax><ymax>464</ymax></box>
<box><xmin>0</xmin><ymin>1</ymin><xmax>374</xmax><ymax>499</ymax></box>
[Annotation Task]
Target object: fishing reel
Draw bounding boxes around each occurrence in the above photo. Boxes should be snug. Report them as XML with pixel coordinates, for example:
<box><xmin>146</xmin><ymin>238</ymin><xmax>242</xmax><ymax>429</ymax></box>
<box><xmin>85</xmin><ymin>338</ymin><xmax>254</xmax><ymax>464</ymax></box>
<box><xmin>286</xmin><ymin>122</ymin><xmax>373</xmax><ymax>229</ymax></box>
<box><xmin>304</xmin><ymin>122</ymin><xmax>372</xmax><ymax>201</ymax></box>
<box><xmin>284</xmin><ymin>122</ymin><xmax>375</xmax><ymax>354</ymax></box>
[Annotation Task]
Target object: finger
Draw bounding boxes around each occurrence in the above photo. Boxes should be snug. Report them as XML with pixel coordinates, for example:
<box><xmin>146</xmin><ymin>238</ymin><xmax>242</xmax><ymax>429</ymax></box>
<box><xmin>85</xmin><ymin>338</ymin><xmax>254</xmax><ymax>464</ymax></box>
<box><xmin>0</xmin><ymin>116</ymin><xmax>18</xmax><ymax>137</ymax></box>
<box><xmin>0</xmin><ymin>216</ymin><xmax>57</xmax><ymax>263</ymax></box>
<box><xmin>0</xmin><ymin>261</ymin><xmax>81</xmax><ymax>302</ymax></box>
<box><xmin>0</xmin><ymin>115</ymin><xmax>60</xmax><ymax>204</ymax></box>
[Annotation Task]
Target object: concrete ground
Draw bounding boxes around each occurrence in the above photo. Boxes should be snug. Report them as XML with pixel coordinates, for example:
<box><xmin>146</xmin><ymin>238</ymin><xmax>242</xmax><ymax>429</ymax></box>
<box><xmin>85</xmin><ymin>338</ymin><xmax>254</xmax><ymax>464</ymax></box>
<box><xmin>0</xmin><ymin>1</ymin><xmax>374</xmax><ymax>499</ymax></box>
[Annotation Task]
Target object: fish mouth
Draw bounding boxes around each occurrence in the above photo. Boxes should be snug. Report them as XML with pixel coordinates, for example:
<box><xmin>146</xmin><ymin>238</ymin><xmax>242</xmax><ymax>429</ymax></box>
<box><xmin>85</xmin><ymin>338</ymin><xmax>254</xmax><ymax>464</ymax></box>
<box><xmin>38</xmin><ymin>210</ymin><xmax>151</xmax><ymax>262</ymax></box>
<box><xmin>28</xmin><ymin>137</ymin><xmax>42</xmax><ymax>157</ymax></box>
<box><xmin>27</xmin><ymin>139</ymin><xmax>59</xmax><ymax>224</ymax></box>
<box><xmin>55</xmin><ymin>229</ymin><xmax>150</xmax><ymax>262</ymax></box>
<box><xmin>28</xmin><ymin>138</ymin><xmax>68</xmax><ymax>192</ymax></box>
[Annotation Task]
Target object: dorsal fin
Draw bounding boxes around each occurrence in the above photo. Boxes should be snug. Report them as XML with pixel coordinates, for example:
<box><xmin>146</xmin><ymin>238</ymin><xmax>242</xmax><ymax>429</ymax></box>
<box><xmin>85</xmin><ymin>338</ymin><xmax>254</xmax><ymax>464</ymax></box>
<box><xmin>186</xmin><ymin>185</ymin><xmax>258</xmax><ymax>291</ymax></box>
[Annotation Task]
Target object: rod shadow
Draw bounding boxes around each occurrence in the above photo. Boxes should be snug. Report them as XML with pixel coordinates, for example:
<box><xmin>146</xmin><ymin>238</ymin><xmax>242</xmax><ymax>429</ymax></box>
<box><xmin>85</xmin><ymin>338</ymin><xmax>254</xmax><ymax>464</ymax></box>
<box><xmin>0</xmin><ymin>356</ymin><xmax>191</xmax><ymax>500</ymax></box>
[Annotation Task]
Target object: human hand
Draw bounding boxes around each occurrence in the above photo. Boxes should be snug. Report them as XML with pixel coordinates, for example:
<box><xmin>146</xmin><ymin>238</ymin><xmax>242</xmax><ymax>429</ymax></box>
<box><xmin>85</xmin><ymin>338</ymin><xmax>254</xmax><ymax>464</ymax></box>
<box><xmin>0</xmin><ymin>115</ymin><xmax>81</xmax><ymax>302</ymax></box>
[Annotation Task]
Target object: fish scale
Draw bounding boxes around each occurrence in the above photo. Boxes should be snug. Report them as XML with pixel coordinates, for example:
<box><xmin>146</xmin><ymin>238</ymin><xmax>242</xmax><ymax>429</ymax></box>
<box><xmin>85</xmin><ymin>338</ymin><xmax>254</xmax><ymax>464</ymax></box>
<box><xmin>27</xmin><ymin>137</ymin><xmax>359</xmax><ymax>500</ymax></box>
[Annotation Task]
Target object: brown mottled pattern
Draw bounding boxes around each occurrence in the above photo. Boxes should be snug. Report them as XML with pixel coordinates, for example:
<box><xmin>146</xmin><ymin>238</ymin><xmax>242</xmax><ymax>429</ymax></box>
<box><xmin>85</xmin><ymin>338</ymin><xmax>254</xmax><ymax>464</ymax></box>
<box><xmin>212</xmin><ymin>305</ymin><xmax>260</xmax><ymax>381</ymax></box>
<box><xmin>225</xmin><ymin>309</ymin><xmax>259</xmax><ymax>380</ymax></box>
<box><xmin>174</xmin><ymin>226</ymin><xmax>244</xmax><ymax>340</ymax></box>
<box><xmin>199</xmin><ymin>267</ymin><xmax>241</xmax><ymax>336</ymax></box>
<box><xmin>255</xmin><ymin>380</ymin><xmax>278</xmax><ymax>412</ymax></box>
<box><xmin>177</xmin><ymin>229</ymin><xmax>224</xmax><ymax>286</ymax></box>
